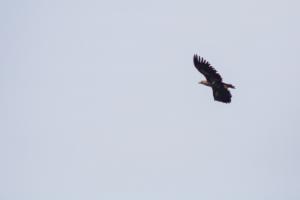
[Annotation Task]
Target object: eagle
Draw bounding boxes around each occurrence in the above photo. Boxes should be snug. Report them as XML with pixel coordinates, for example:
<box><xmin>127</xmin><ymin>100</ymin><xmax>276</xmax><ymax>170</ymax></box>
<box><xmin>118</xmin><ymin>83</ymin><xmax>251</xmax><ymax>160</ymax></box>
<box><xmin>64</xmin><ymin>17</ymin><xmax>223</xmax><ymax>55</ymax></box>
<box><xmin>193</xmin><ymin>54</ymin><xmax>235</xmax><ymax>103</ymax></box>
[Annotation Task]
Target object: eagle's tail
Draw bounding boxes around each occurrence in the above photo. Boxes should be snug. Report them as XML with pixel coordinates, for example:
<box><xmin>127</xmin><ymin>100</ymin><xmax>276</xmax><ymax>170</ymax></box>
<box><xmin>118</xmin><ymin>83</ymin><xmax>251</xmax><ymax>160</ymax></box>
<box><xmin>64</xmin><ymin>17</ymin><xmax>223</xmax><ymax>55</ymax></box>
<box><xmin>224</xmin><ymin>83</ymin><xmax>235</xmax><ymax>89</ymax></box>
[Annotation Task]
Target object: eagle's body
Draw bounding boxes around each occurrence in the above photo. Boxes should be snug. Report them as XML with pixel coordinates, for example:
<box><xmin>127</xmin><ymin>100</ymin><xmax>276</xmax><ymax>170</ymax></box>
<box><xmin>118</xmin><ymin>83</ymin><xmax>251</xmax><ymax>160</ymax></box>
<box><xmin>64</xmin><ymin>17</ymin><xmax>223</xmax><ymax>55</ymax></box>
<box><xmin>193</xmin><ymin>55</ymin><xmax>235</xmax><ymax>103</ymax></box>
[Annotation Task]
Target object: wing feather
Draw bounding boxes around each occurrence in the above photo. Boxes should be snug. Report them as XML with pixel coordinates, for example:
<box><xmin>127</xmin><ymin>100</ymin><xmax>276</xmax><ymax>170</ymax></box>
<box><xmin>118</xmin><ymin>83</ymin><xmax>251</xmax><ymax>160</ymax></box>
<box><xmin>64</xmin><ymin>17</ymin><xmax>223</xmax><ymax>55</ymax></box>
<box><xmin>212</xmin><ymin>85</ymin><xmax>232</xmax><ymax>103</ymax></box>
<box><xmin>193</xmin><ymin>55</ymin><xmax>222</xmax><ymax>83</ymax></box>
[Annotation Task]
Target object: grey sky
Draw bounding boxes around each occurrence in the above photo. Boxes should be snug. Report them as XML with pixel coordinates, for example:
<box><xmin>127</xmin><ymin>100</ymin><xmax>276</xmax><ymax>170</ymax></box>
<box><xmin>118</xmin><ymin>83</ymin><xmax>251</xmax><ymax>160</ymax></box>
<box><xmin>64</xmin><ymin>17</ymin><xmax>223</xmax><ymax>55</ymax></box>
<box><xmin>1</xmin><ymin>0</ymin><xmax>300</xmax><ymax>199</ymax></box>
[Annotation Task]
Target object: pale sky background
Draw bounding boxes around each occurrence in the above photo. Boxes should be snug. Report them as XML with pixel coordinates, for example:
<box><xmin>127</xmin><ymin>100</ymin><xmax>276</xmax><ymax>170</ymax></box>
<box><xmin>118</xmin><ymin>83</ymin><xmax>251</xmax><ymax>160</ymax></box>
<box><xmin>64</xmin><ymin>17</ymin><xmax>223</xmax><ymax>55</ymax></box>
<box><xmin>1</xmin><ymin>0</ymin><xmax>300</xmax><ymax>199</ymax></box>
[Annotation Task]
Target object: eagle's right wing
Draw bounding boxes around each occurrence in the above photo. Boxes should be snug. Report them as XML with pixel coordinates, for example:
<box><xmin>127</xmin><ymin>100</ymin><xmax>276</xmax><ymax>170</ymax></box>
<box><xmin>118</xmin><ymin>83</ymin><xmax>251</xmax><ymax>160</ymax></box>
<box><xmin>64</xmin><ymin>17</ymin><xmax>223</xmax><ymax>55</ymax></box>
<box><xmin>212</xmin><ymin>86</ymin><xmax>232</xmax><ymax>103</ymax></box>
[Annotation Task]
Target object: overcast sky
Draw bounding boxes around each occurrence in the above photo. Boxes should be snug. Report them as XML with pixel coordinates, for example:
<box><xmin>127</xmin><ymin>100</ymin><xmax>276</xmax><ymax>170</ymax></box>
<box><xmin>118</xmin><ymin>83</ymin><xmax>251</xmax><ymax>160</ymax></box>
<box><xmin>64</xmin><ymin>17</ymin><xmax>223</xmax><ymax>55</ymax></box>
<box><xmin>1</xmin><ymin>0</ymin><xmax>300</xmax><ymax>199</ymax></box>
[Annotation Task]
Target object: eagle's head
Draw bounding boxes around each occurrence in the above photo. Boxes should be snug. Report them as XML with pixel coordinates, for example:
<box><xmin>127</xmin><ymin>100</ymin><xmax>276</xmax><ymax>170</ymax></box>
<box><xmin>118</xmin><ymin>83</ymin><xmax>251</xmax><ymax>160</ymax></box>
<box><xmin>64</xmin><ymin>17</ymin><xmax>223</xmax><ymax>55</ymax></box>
<box><xmin>199</xmin><ymin>80</ymin><xmax>211</xmax><ymax>87</ymax></box>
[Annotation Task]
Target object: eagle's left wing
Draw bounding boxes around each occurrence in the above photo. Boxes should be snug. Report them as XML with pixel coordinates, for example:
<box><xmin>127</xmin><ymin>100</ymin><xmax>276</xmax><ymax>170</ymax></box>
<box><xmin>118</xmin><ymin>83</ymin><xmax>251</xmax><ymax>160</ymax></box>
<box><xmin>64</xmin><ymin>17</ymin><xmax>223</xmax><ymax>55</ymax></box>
<box><xmin>193</xmin><ymin>55</ymin><xmax>223</xmax><ymax>83</ymax></box>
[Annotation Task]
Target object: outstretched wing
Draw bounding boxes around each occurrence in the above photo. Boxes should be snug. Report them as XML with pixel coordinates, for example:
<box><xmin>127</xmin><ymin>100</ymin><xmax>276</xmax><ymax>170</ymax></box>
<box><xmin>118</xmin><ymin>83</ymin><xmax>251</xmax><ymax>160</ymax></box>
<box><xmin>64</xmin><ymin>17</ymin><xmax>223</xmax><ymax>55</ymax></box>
<box><xmin>193</xmin><ymin>54</ymin><xmax>222</xmax><ymax>83</ymax></box>
<box><xmin>212</xmin><ymin>85</ymin><xmax>232</xmax><ymax>103</ymax></box>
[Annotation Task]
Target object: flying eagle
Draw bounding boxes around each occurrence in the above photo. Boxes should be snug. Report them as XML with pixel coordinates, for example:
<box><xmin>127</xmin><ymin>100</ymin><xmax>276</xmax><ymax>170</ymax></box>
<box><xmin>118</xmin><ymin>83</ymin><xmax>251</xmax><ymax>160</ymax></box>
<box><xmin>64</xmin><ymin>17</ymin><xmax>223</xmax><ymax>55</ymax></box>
<box><xmin>193</xmin><ymin>54</ymin><xmax>235</xmax><ymax>103</ymax></box>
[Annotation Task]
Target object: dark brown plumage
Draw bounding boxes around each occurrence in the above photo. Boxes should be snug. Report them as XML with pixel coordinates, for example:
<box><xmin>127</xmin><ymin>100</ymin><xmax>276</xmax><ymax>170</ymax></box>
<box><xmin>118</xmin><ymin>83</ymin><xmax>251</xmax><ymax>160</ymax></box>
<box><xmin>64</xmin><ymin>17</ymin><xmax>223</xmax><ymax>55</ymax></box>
<box><xmin>193</xmin><ymin>54</ymin><xmax>235</xmax><ymax>103</ymax></box>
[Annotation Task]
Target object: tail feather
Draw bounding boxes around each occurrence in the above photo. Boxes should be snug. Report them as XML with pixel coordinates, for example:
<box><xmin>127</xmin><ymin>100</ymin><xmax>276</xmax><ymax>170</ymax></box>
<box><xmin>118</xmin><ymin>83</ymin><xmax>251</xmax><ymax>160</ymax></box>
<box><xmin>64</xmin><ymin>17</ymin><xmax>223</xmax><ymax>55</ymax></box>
<box><xmin>224</xmin><ymin>83</ymin><xmax>235</xmax><ymax>89</ymax></box>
